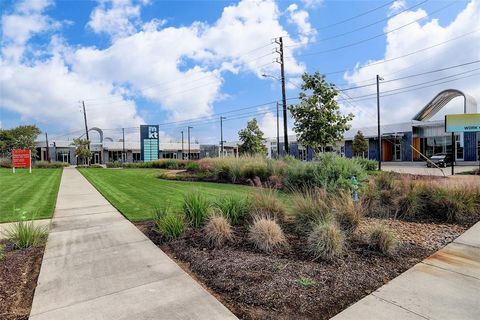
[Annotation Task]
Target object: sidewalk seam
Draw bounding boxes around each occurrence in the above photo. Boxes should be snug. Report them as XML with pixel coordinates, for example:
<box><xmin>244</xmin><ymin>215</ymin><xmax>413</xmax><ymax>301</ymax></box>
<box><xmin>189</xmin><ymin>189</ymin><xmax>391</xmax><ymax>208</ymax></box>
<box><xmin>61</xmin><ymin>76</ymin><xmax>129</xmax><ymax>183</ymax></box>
<box><xmin>371</xmin><ymin>293</ymin><xmax>429</xmax><ymax>319</ymax></box>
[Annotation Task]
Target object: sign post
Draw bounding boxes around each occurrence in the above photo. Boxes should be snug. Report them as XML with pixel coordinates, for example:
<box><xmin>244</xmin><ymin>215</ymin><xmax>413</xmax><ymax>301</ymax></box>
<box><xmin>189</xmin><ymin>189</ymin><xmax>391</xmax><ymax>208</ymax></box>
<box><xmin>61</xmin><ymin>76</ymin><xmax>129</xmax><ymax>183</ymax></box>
<box><xmin>140</xmin><ymin>125</ymin><xmax>160</xmax><ymax>162</ymax></box>
<box><xmin>12</xmin><ymin>149</ymin><xmax>32</xmax><ymax>173</ymax></box>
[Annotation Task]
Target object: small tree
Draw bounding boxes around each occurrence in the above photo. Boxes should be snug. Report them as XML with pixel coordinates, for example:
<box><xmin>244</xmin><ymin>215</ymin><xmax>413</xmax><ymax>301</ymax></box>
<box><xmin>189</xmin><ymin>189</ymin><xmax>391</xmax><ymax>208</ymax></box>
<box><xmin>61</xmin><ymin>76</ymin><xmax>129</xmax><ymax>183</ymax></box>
<box><xmin>289</xmin><ymin>72</ymin><xmax>353</xmax><ymax>153</ymax></box>
<box><xmin>352</xmin><ymin>131</ymin><xmax>369</xmax><ymax>158</ymax></box>
<box><xmin>238</xmin><ymin>118</ymin><xmax>267</xmax><ymax>155</ymax></box>
<box><xmin>0</xmin><ymin>125</ymin><xmax>41</xmax><ymax>159</ymax></box>
<box><xmin>72</xmin><ymin>138</ymin><xmax>92</xmax><ymax>165</ymax></box>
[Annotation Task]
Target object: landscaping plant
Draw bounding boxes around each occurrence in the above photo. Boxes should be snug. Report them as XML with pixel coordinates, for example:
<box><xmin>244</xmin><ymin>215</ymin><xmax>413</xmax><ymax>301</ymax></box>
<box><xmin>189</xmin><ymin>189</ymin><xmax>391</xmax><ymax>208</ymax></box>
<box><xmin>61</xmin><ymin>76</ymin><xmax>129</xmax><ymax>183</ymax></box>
<box><xmin>291</xmin><ymin>189</ymin><xmax>332</xmax><ymax>234</ymax></box>
<box><xmin>330</xmin><ymin>190</ymin><xmax>361</xmax><ymax>233</ymax></box>
<box><xmin>307</xmin><ymin>221</ymin><xmax>344</xmax><ymax>260</ymax></box>
<box><xmin>153</xmin><ymin>206</ymin><xmax>185</xmax><ymax>240</ymax></box>
<box><xmin>251</xmin><ymin>189</ymin><xmax>287</xmax><ymax>222</ymax></box>
<box><xmin>183</xmin><ymin>192</ymin><xmax>211</xmax><ymax>227</ymax></box>
<box><xmin>249</xmin><ymin>216</ymin><xmax>287</xmax><ymax>252</ymax></box>
<box><xmin>215</xmin><ymin>195</ymin><xmax>250</xmax><ymax>224</ymax></box>
<box><xmin>204</xmin><ymin>214</ymin><xmax>233</xmax><ymax>248</ymax></box>
<box><xmin>2</xmin><ymin>220</ymin><xmax>48</xmax><ymax>249</ymax></box>
<box><xmin>368</xmin><ymin>223</ymin><xmax>397</xmax><ymax>255</ymax></box>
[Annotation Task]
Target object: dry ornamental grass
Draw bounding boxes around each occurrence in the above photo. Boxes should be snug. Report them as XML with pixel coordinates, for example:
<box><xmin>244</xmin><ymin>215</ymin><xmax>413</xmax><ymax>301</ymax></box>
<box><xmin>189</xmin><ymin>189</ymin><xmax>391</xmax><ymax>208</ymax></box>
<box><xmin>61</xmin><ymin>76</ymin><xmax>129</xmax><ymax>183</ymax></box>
<box><xmin>249</xmin><ymin>216</ymin><xmax>287</xmax><ymax>252</ymax></box>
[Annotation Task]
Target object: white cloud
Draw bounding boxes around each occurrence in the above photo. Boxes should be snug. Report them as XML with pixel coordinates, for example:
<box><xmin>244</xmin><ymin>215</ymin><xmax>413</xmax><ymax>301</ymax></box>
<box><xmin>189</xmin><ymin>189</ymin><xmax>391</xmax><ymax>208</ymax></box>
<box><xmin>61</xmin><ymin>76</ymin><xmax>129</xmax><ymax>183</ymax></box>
<box><xmin>87</xmin><ymin>0</ymin><xmax>144</xmax><ymax>39</ymax></box>
<box><xmin>343</xmin><ymin>0</ymin><xmax>480</xmax><ymax>128</ymax></box>
<box><xmin>300</xmin><ymin>0</ymin><xmax>323</xmax><ymax>9</ymax></box>
<box><xmin>1</xmin><ymin>0</ymin><xmax>312</xmax><ymax>133</ymax></box>
<box><xmin>287</xmin><ymin>3</ymin><xmax>316</xmax><ymax>44</ymax></box>
<box><xmin>389</xmin><ymin>0</ymin><xmax>407</xmax><ymax>14</ymax></box>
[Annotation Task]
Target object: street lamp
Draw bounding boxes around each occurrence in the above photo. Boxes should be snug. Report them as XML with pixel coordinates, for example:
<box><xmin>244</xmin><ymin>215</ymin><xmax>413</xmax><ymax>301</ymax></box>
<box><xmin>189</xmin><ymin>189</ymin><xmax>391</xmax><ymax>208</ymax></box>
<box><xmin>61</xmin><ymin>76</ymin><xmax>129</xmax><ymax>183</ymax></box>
<box><xmin>376</xmin><ymin>75</ymin><xmax>384</xmax><ymax>171</ymax></box>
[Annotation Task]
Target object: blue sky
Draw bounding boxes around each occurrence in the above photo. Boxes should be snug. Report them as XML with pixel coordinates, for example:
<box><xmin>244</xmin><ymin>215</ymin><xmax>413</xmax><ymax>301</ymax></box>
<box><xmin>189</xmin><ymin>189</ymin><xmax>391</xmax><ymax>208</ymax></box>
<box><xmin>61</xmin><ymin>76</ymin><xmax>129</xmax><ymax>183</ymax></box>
<box><xmin>1</xmin><ymin>0</ymin><xmax>478</xmax><ymax>144</ymax></box>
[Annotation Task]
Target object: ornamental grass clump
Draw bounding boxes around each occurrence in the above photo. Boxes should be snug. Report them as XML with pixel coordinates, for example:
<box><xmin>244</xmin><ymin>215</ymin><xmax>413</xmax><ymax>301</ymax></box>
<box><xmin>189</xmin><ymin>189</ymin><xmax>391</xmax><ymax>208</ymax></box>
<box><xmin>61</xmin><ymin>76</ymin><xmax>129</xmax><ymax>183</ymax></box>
<box><xmin>249</xmin><ymin>216</ymin><xmax>287</xmax><ymax>252</ymax></box>
<box><xmin>153</xmin><ymin>206</ymin><xmax>185</xmax><ymax>240</ymax></box>
<box><xmin>368</xmin><ymin>223</ymin><xmax>397</xmax><ymax>255</ymax></box>
<box><xmin>204</xmin><ymin>214</ymin><xmax>234</xmax><ymax>248</ymax></box>
<box><xmin>251</xmin><ymin>189</ymin><xmax>287</xmax><ymax>222</ymax></box>
<box><xmin>291</xmin><ymin>189</ymin><xmax>332</xmax><ymax>234</ymax></box>
<box><xmin>330</xmin><ymin>190</ymin><xmax>361</xmax><ymax>233</ymax></box>
<box><xmin>182</xmin><ymin>192</ymin><xmax>211</xmax><ymax>227</ymax></box>
<box><xmin>215</xmin><ymin>195</ymin><xmax>250</xmax><ymax>224</ymax></box>
<box><xmin>2</xmin><ymin>220</ymin><xmax>48</xmax><ymax>249</ymax></box>
<box><xmin>307</xmin><ymin>221</ymin><xmax>344</xmax><ymax>260</ymax></box>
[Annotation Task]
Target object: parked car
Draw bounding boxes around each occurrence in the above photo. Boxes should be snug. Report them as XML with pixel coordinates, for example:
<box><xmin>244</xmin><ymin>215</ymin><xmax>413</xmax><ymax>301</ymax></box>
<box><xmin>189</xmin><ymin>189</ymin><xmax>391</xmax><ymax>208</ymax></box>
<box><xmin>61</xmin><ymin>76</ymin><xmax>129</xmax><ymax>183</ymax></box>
<box><xmin>427</xmin><ymin>153</ymin><xmax>453</xmax><ymax>168</ymax></box>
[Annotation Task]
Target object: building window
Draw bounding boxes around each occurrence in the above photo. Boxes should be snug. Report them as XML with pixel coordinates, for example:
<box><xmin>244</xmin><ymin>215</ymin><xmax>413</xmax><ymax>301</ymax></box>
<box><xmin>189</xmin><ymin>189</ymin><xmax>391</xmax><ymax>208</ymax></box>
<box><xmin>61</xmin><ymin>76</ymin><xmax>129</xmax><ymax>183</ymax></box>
<box><xmin>108</xmin><ymin>151</ymin><xmax>123</xmax><ymax>162</ymax></box>
<box><xmin>132</xmin><ymin>152</ymin><xmax>140</xmax><ymax>162</ymax></box>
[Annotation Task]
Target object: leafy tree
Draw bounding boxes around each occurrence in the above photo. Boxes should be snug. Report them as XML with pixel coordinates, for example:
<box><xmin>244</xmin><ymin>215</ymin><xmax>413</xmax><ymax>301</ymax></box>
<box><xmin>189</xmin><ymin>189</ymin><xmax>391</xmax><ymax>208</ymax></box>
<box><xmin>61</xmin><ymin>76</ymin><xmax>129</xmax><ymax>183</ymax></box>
<box><xmin>72</xmin><ymin>138</ymin><xmax>92</xmax><ymax>165</ymax></box>
<box><xmin>238</xmin><ymin>118</ymin><xmax>267</xmax><ymax>155</ymax></box>
<box><xmin>0</xmin><ymin>125</ymin><xmax>41</xmax><ymax>158</ymax></box>
<box><xmin>289</xmin><ymin>72</ymin><xmax>354</xmax><ymax>153</ymax></box>
<box><xmin>352</xmin><ymin>130</ymin><xmax>369</xmax><ymax>158</ymax></box>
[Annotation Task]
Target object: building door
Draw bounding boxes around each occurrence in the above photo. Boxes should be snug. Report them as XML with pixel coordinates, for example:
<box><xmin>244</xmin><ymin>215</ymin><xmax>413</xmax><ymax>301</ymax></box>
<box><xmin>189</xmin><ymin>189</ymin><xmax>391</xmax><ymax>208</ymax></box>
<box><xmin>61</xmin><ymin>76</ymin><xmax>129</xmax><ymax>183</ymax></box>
<box><xmin>456</xmin><ymin>133</ymin><xmax>464</xmax><ymax>161</ymax></box>
<box><xmin>94</xmin><ymin>153</ymin><xmax>100</xmax><ymax>164</ymax></box>
<box><xmin>394</xmin><ymin>138</ymin><xmax>402</xmax><ymax>161</ymax></box>
<box><xmin>62</xmin><ymin>153</ymin><xmax>69</xmax><ymax>163</ymax></box>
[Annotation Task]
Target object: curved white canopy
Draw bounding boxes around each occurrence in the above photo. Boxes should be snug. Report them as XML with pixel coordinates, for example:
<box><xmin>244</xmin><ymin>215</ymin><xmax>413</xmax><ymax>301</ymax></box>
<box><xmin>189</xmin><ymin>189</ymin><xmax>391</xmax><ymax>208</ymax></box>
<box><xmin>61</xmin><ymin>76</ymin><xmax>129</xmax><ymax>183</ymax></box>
<box><xmin>412</xmin><ymin>89</ymin><xmax>477</xmax><ymax>121</ymax></box>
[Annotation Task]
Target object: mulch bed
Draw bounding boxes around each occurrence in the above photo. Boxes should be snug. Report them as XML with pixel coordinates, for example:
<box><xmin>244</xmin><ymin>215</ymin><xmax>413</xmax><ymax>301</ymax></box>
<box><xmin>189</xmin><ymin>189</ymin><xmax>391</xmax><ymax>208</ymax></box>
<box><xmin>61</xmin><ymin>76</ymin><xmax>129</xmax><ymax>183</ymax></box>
<box><xmin>136</xmin><ymin>218</ymin><xmax>468</xmax><ymax>320</ymax></box>
<box><xmin>0</xmin><ymin>241</ymin><xmax>44</xmax><ymax>320</ymax></box>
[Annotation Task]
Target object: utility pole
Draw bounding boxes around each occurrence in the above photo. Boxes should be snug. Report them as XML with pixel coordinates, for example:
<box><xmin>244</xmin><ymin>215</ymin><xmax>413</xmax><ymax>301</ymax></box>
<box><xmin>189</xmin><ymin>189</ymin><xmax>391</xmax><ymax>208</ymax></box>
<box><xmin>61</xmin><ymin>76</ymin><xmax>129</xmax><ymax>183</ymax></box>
<box><xmin>187</xmin><ymin>126</ymin><xmax>192</xmax><ymax>160</ymax></box>
<box><xmin>181</xmin><ymin>131</ymin><xmax>184</xmax><ymax>160</ymax></box>
<box><xmin>45</xmin><ymin>132</ymin><xmax>50</xmax><ymax>162</ymax></box>
<box><xmin>220</xmin><ymin>116</ymin><xmax>226</xmax><ymax>157</ymax></box>
<box><xmin>82</xmin><ymin>101</ymin><xmax>90</xmax><ymax>149</ymax></box>
<box><xmin>276</xmin><ymin>101</ymin><xmax>280</xmax><ymax>158</ymax></box>
<box><xmin>122</xmin><ymin>128</ymin><xmax>125</xmax><ymax>163</ymax></box>
<box><xmin>274</xmin><ymin>36</ymin><xmax>289</xmax><ymax>155</ymax></box>
<box><xmin>376</xmin><ymin>75</ymin><xmax>383</xmax><ymax>171</ymax></box>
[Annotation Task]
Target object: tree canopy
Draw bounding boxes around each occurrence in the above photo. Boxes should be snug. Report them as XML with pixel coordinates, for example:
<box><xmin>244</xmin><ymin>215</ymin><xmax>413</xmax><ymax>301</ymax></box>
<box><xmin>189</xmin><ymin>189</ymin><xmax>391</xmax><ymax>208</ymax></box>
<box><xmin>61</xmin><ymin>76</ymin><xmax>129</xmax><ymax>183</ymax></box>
<box><xmin>289</xmin><ymin>72</ymin><xmax>353</xmax><ymax>153</ymax></box>
<box><xmin>238</xmin><ymin>118</ymin><xmax>267</xmax><ymax>155</ymax></box>
<box><xmin>0</xmin><ymin>125</ymin><xmax>41</xmax><ymax>158</ymax></box>
<box><xmin>72</xmin><ymin>138</ymin><xmax>92</xmax><ymax>165</ymax></box>
<box><xmin>352</xmin><ymin>130</ymin><xmax>369</xmax><ymax>157</ymax></box>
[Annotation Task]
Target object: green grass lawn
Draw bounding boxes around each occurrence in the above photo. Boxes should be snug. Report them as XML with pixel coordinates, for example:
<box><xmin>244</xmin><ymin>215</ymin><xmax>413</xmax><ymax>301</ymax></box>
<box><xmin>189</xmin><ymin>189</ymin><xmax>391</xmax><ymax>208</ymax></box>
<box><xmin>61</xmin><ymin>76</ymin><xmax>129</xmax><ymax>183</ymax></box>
<box><xmin>78</xmin><ymin>168</ymin><xmax>260</xmax><ymax>221</ymax></box>
<box><xmin>0</xmin><ymin>168</ymin><xmax>63</xmax><ymax>223</ymax></box>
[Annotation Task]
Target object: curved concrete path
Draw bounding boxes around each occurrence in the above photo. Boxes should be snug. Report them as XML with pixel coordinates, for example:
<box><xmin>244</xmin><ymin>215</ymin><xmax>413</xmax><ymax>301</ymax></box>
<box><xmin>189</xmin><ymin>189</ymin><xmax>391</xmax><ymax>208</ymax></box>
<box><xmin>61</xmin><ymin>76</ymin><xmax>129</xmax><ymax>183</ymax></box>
<box><xmin>332</xmin><ymin>221</ymin><xmax>480</xmax><ymax>320</ymax></box>
<box><xmin>29</xmin><ymin>167</ymin><xmax>236</xmax><ymax>320</ymax></box>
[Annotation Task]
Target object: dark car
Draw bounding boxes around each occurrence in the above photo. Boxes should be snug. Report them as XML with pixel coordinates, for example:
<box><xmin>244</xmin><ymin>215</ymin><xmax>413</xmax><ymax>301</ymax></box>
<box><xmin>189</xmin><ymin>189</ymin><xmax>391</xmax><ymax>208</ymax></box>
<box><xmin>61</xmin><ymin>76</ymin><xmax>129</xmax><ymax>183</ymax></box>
<box><xmin>427</xmin><ymin>153</ymin><xmax>453</xmax><ymax>168</ymax></box>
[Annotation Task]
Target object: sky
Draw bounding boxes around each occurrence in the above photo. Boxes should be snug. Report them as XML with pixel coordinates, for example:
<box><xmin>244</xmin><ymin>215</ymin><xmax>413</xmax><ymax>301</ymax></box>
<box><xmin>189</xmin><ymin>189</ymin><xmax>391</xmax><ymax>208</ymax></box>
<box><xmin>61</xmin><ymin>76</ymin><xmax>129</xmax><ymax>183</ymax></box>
<box><xmin>0</xmin><ymin>0</ymin><xmax>479</xmax><ymax>144</ymax></box>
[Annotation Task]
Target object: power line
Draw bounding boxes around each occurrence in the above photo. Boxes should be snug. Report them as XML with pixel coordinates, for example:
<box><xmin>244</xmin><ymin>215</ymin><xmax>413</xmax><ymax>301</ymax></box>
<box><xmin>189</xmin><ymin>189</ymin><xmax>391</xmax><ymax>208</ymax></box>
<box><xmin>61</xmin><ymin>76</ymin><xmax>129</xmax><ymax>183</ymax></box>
<box><xmin>286</xmin><ymin>0</ymin><xmax>429</xmax><ymax>48</ymax></box>
<box><xmin>315</xmin><ymin>0</ymin><xmax>396</xmax><ymax>30</ymax></box>
<box><xmin>291</xmin><ymin>1</ymin><xmax>456</xmax><ymax>58</ymax></box>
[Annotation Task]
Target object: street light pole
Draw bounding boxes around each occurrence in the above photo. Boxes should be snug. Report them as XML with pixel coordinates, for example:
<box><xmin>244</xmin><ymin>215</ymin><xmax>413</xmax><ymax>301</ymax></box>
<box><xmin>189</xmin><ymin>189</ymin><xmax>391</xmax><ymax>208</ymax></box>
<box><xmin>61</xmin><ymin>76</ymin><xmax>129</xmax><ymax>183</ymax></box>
<box><xmin>220</xmin><ymin>116</ymin><xmax>226</xmax><ymax>157</ymax></box>
<box><xmin>376</xmin><ymin>75</ymin><xmax>383</xmax><ymax>171</ymax></box>
<box><xmin>187</xmin><ymin>126</ymin><xmax>192</xmax><ymax>160</ymax></box>
<box><xmin>122</xmin><ymin>128</ymin><xmax>125</xmax><ymax>163</ymax></box>
<box><xmin>276</xmin><ymin>101</ymin><xmax>280</xmax><ymax>158</ymax></box>
<box><xmin>181</xmin><ymin>131</ymin><xmax>184</xmax><ymax>160</ymax></box>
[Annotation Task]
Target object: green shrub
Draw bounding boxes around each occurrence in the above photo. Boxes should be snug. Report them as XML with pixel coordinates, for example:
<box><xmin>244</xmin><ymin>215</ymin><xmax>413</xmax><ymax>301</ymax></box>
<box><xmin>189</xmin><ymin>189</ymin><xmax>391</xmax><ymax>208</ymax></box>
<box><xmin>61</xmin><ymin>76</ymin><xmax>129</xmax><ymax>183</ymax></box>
<box><xmin>34</xmin><ymin>161</ymin><xmax>69</xmax><ymax>168</ymax></box>
<box><xmin>284</xmin><ymin>154</ymin><xmax>368</xmax><ymax>192</ymax></box>
<box><xmin>307</xmin><ymin>221</ymin><xmax>344</xmax><ymax>260</ymax></box>
<box><xmin>0</xmin><ymin>157</ymin><xmax>12</xmax><ymax>168</ymax></box>
<box><xmin>251</xmin><ymin>189</ymin><xmax>287</xmax><ymax>222</ymax></box>
<box><xmin>0</xmin><ymin>243</ymin><xmax>5</xmax><ymax>260</ymax></box>
<box><xmin>106</xmin><ymin>161</ymin><xmax>122</xmax><ymax>168</ymax></box>
<box><xmin>204</xmin><ymin>214</ymin><xmax>233</xmax><ymax>247</ymax></box>
<box><xmin>215</xmin><ymin>195</ymin><xmax>250</xmax><ymax>224</ymax></box>
<box><xmin>291</xmin><ymin>189</ymin><xmax>332</xmax><ymax>233</ymax></box>
<box><xmin>185</xmin><ymin>162</ymin><xmax>199</xmax><ymax>172</ymax></box>
<box><xmin>368</xmin><ymin>223</ymin><xmax>397</xmax><ymax>254</ymax></box>
<box><xmin>153</xmin><ymin>206</ymin><xmax>185</xmax><ymax>240</ymax></box>
<box><xmin>2</xmin><ymin>220</ymin><xmax>48</xmax><ymax>249</ymax></box>
<box><xmin>183</xmin><ymin>192</ymin><xmax>211</xmax><ymax>227</ymax></box>
<box><xmin>249</xmin><ymin>216</ymin><xmax>287</xmax><ymax>252</ymax></box>
<box><xmin>352</xmin><ymin>157</ymin><xmax>377</xmax><ymax>171</ymax></box>
<box><xmin>331</xmin><ymin>190</ymin><xmax>361</xmax><ymax>233</ymax></box>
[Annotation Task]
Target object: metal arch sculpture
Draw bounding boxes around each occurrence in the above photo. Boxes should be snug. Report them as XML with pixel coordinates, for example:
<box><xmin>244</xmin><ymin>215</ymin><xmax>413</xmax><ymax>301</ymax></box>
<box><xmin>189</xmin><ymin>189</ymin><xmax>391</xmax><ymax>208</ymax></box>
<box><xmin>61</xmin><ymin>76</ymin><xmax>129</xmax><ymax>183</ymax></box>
<box><xmin>412</xmin><ymin>89</ymin><xmax>477</xmax><ymax>121</ymax></box>
<box><xmin>88</xmin><ymin>127</ymin><xmax>104</xmax><ymax>142</ymax></box>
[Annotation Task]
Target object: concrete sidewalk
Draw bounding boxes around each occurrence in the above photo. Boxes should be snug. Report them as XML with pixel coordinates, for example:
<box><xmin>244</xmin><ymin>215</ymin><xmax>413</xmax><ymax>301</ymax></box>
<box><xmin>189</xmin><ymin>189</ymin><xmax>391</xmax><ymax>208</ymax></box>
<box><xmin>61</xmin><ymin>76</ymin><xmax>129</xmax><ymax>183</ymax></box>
<box><xmin>29</xmin><ymin>167</ymin><xmax>237</xmax><ymax>320</ymax></box>
<box><xmin>332</xmin><ymin>221</ymin><xmax>480</xmax><ymax>320</ymax></box>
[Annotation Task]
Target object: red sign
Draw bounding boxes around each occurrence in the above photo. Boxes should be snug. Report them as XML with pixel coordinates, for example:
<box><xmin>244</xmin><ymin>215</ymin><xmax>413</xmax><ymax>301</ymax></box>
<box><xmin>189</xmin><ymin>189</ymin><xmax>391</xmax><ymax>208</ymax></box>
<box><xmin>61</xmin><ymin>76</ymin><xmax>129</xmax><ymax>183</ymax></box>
<box><xmin>12</xmin><ymin>149</ymin><xmax>31</xmax><ymax>168</ymax></box>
